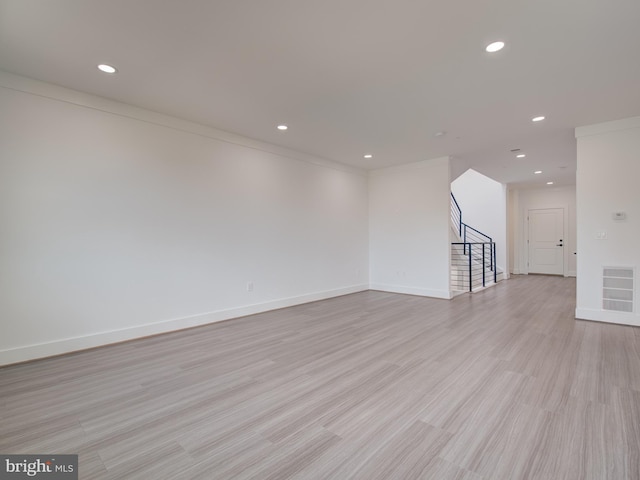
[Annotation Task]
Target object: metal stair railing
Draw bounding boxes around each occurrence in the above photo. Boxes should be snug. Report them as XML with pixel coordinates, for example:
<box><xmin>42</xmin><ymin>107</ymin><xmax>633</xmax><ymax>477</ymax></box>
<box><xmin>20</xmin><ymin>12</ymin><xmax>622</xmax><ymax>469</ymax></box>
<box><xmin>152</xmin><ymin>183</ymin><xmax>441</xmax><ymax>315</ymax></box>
<box><xmin>451</xmin><ymin>242</ymin><xmax>497</xmax><ymax>292</ymax></box>
<box><xmin>450</xmin><ymin>193</ymin><xmax>498</xmax><ymax>292</ymax></box>
<box><xmin>451</xmin><ymin>192</ymin><xmax>462</xmax><ymax>237</ymax></box>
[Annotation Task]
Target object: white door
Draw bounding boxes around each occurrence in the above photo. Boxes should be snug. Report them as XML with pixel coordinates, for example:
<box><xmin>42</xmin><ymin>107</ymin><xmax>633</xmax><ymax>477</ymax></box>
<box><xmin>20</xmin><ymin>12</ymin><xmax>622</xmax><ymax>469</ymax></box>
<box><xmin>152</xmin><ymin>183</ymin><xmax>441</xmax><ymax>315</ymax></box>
<box><xmin>528</xmin><ymin>208</ymin><xmax>564</xmax><ymax>275</ymax></box>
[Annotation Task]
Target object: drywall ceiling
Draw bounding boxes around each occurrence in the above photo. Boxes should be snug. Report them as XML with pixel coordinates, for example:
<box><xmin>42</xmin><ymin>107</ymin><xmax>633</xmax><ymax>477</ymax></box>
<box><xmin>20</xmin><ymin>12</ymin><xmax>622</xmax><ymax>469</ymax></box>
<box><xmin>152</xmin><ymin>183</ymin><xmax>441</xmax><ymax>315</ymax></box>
<box><xmin>1</xmin><ymin>0</ymin><xmax>639</xmax><ymax>187</ymax></box>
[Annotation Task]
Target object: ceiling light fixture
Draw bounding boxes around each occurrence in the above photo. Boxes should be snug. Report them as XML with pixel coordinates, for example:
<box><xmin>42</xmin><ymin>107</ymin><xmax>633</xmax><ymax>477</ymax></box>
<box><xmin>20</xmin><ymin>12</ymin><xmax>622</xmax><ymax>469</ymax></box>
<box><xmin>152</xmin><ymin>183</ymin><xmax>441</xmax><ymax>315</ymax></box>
<box><xmin>516</xmin><ymin>154</ymin><xmax>526</xmax><ymax>158</ymax></box>
<box><xmin>534</xmin><ymin>171</ymin><xmax>542</xmax><ymax>174</ymax></box>
<box><xmin>97</xmin><ymin>64</ymin><xmax>117</xmax><ymax>74</ymax></box>
<box><xmin>547</xmin><ymin>181</ymin><xmax>554</xmax><ymax>185</ymax></box>
<box><xmin>485</xmin><ymin>41</ymin><xmax>505</xmax><ymax>53</ymax></box>
<box><xmin>532</xmin><ymin>116</ymin><xmax>546</xmax><ymax>122</ymax></box>
<box><xmin>364</xmin><ymin>154</ymin><xmax>373</xmax><ymax>159</ymax></box>
<box><xmin>277</xmin><ymin>125</ymin><xmax>288</xmax><ymax>131</ymax></box>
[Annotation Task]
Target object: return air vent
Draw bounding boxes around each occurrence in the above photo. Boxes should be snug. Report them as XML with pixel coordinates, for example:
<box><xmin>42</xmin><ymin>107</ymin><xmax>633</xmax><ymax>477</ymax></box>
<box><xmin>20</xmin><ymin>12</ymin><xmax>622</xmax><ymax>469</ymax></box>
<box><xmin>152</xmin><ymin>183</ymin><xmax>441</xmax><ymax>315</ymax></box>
<box><xmin>603</xmin><ymin>267</ymin><xmax>634</xmax><ymax>313</ymax></box>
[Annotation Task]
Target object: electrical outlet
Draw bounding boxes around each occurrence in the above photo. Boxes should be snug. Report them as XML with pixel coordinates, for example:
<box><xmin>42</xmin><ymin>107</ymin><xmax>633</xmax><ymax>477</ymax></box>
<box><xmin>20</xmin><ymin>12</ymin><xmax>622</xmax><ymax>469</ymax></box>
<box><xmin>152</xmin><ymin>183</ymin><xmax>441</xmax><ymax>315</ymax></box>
<box><xmin>246</xmin><ymin>281</ymin><xmax>254</xmax><ymax>292</ymax></box>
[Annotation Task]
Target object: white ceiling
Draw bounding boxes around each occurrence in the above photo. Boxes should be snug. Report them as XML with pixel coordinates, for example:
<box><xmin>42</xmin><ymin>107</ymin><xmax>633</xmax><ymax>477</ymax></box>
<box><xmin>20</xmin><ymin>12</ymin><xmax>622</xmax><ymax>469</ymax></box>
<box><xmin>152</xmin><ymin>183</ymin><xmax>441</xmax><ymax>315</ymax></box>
<box><xmin>2</xmin><ymin>0</ymin><xmax>640</xmax><ymax>187</ymax></box>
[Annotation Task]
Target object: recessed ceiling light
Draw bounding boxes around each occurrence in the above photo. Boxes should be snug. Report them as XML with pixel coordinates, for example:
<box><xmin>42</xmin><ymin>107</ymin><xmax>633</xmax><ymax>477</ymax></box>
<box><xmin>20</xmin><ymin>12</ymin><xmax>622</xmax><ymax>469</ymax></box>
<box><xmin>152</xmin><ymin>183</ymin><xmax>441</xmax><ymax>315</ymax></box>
<box><xmin>277</xmin><ymin>125</ymin><xmax>288</xmax><ymax>131</ymax></box>
<box><xmin>534</xmin><ymin>170</ymin><xmax>542</xmax><ymax>174</ymax></box>
<box><xmin>485</xmin><ymin>41</ymin><xmax>505</xmax><ymax>53</ymax></box>
<box><xmin>532</xmin><ymin>116</ymin><xmax>546</xmax><ymax>122</ymax></box>
<box><xmin>547</xmin><ymin>181</ymin><xmax>554</xmax><ymax>185</ymax></box>
<box><xmin>97</xmin><ymin>64</ymin><xmax>117</xmax><ymax>74</ymax></box>
<box><xmin>364</xmin><ymin>154</ymin><xmax>373</xmax><ymax>159</ymax></box>
<box><xmin>516</xmin><ymin>154</ymin><xmax>526</xmax><ymax>158</ymax></box>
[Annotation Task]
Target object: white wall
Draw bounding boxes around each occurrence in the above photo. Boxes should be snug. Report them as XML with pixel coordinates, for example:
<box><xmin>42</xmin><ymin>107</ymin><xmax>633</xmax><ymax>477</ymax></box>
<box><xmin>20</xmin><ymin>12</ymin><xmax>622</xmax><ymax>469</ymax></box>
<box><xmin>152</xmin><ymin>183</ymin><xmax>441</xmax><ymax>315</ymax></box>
<box><xmin>575</xmin><ymin>116</ymin><xmax>640</xmax><ymax>326</ymax></box>
<box><xmin>509</xmin><ymin>186</ymin><xmax>577</xmax><ymax>276</ymax></box>
<box><xmin>369</xmin><ymin>157</ymin><xmax>452</xmax><ymax>299</ymax></box>
<box><xmin>0</xmin><ymin>72</ymin><xmax>369</xmax><ymax>365</ymax></box>
<box><xmin>451</xmin><ymin>169</ymin><xmax>507</xmax><ymax>275</ymax></box>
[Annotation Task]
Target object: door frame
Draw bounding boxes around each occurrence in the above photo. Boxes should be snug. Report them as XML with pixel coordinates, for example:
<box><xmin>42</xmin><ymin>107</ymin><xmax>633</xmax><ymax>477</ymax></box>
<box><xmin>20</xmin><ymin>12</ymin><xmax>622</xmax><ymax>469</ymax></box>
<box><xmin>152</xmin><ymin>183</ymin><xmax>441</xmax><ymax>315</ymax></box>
<box><xmin>523</xmin><ymin>205</ymin><xmax>569</xmax><ymax>276</ymax></box>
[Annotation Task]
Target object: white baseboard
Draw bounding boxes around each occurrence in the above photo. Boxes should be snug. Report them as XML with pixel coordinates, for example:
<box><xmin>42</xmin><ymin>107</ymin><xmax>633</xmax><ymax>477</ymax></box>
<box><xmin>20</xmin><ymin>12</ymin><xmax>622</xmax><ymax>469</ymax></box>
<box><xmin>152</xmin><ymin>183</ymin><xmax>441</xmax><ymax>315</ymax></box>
<box><xmin>0</xmin><ymin>284</ymin><xmax>369</xmax><ymax>366</ymax></box>
<box><xmin>566</xmin><ymin>270</ymin><xmax>577</xmax><ymax>277</ymax></box>
<box><xmin>450</xmin><ymin>289</ymin><xmax>468</xmax><ymax>298</ymax></box>
<box><xmin>575</xmin><ymin>308</ymin><xmax>640</xmax><ymax>327</ymax></box>
<box><xmin>369</xmin><ymin>283</ymin><xmax>452</xmax><ymax>299</ymax></box>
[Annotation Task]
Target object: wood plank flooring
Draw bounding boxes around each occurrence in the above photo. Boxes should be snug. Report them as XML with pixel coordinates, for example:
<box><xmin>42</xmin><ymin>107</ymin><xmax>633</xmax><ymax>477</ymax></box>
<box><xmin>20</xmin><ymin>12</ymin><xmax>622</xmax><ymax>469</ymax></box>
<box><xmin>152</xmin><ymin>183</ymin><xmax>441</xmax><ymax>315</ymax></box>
<box><xmin>1</xmin><ymin>275</ymin><xmax>639</xmax><ymax>479</ymax></box>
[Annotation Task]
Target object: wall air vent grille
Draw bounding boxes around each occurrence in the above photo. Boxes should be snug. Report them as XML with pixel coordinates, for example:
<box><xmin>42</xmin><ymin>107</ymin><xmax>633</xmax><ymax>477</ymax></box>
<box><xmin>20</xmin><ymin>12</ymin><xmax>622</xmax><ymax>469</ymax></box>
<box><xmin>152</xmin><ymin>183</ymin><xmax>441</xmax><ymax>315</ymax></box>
<box><xmin>602</xmin><ymin>267</ymin><xmax>634</xmax><ymax>313</ymax></box>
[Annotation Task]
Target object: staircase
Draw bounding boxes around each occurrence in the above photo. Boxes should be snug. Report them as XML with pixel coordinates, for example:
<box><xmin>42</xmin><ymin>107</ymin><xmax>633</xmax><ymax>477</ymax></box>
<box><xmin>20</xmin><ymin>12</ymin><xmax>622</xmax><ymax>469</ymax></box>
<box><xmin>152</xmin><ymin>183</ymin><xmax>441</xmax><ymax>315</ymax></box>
<box><xmin>450</xmin><ymin>193</ymin><xmax>503</xmax><ymax>293</ymax></box>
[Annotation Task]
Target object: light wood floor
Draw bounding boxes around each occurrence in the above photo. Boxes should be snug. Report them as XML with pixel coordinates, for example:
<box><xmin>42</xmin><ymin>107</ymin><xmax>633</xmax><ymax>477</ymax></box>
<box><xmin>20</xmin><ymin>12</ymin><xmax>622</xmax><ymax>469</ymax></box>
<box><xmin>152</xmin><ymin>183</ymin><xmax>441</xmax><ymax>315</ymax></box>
<box><xmin>1</xmin><ymin>275</ymin><xmax>639</xmax><ymax>479</ymax></box>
